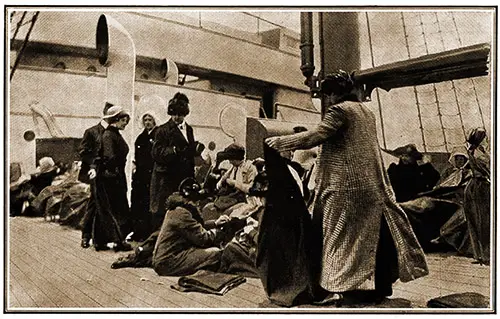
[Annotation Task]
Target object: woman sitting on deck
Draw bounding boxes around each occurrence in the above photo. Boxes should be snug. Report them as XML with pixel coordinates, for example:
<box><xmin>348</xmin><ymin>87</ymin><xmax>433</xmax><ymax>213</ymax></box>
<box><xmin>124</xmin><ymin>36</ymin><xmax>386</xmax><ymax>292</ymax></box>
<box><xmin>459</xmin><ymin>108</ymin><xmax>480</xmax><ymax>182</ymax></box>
<box><xmin>152</xmin><ymin>178</ymin><xmax>230</xmax><ymax>276</ymax></box>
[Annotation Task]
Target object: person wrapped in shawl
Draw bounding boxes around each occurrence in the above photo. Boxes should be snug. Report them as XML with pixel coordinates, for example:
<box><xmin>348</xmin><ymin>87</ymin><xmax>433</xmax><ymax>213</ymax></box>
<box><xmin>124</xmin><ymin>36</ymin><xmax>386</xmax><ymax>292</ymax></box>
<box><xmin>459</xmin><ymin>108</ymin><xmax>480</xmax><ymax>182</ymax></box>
<box><xmin>464</xmin><ymin>127</ymin><xmax>490</xmax><ymax>265</ymax></box>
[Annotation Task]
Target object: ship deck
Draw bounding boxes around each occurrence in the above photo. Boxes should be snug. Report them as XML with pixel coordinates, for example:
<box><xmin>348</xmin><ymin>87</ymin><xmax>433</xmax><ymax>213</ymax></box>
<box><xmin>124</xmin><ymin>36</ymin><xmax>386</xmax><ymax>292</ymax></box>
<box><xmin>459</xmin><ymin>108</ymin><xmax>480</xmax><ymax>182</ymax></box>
<box><xmin>6</xmin><ymin>216</ymin><xmax>493</xmax><ymax>313</ymax></box>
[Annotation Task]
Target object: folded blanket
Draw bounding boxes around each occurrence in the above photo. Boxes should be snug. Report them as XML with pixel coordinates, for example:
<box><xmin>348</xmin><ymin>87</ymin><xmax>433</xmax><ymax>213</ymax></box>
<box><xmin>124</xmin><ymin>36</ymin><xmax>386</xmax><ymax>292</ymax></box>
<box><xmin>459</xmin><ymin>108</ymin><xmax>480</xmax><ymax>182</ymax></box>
<box><xmin>171</xmin><ymin>270</ymin><xmax>246</xmax><ymax>296</ymax></box>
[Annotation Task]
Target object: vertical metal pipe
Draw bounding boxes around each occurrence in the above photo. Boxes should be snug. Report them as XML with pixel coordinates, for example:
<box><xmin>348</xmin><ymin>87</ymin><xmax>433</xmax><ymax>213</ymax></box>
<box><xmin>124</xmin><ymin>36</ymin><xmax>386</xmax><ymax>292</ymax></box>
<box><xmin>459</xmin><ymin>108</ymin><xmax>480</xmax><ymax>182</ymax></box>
<box><xmin>319</xmin><ymin>12</ymin><xmax>326</xmax><ymax>118</ymax></box>
<box><xmin>96</xmin><ymin>14</ymin><xmax>137</xmax><ymax>201</ymax></box>
<box><xmin>300</xmin><ymin>12</ymin><xmax>315</xmax><ymax>80</ymax></box>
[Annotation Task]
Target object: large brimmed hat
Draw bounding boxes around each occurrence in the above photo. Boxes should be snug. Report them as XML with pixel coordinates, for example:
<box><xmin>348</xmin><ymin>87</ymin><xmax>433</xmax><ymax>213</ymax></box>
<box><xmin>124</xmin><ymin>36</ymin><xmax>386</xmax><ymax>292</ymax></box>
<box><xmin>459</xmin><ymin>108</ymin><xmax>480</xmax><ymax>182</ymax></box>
<box><xmin>36</xmin><ymin>157</ymin><xmax>58</xmax><ymax>174</ymax></box>
<box><xmin>103</xmin><ymin>105</ymin><xmax>129</xmax><ymax>119</ymax></box>
<box><xmin>467</xmin><ymin>127</ymin><xmax>487</xmax><ymax>147</ymax></box>
<box><xmin>382</xmin><ymin>144</ymin><xmax>423</xmax><ymax>160</ymax></box>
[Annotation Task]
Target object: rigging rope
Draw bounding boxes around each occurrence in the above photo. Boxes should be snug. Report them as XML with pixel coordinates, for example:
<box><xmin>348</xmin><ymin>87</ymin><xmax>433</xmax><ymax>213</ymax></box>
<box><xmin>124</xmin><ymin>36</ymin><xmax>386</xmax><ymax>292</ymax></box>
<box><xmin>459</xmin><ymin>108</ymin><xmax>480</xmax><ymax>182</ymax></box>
<box><xmin>365</xmin><ymin>12</ymin><xmax>387</xmax><ymax>149</ymax></box>
<box><xmin>434</xmin><ymin>12</ymin><xmax>468</xmax><ymax>143</ymax></box>
<box><xmin>451</xmin><ymin>12</ymin><xmax>487</xmax><ymax>131</ymax></box>
<box><xmin>401</xmin><ymin>12</ymin><xmax>428</xmax><ymax>152</ymax></box>
<box><xmin>417</xmin><ymin>13</ymin><xmax>449</xmax><ymax>153</ymax></box>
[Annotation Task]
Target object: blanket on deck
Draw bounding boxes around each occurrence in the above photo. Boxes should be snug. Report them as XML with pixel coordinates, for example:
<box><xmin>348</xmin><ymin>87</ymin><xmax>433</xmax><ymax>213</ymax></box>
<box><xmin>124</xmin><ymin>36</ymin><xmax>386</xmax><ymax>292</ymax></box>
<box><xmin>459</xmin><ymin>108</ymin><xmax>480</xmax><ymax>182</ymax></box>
<box><xmin>171</xmin><ymin>270</ymin><xmax>246</xmax><ymax>296</ymax></box>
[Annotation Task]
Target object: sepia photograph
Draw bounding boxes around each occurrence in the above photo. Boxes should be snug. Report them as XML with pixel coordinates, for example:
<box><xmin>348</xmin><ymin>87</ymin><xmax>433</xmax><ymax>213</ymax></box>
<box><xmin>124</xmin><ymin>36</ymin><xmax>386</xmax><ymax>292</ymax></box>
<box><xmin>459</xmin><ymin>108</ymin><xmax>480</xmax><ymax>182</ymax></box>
<box><xmin>4</xmin><ymin>3</ymin><xmax>496</xmax><ymax>314</ymax></box>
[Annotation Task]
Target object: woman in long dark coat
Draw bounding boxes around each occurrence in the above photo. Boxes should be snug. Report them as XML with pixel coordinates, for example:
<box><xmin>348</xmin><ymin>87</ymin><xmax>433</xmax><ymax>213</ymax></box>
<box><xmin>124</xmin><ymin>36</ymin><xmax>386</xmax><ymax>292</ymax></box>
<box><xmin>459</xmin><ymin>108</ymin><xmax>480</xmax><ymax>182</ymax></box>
<box><xmin>130</xmin><ymin>111</ymin><xmax>158</xmax><ymax>241</ymax></box>
<box><xmin>464</xmin><ymin>127</ymin><xmax>491</xmax><ymax>265</ymax></box>
<box><xmin>93</xmin><ymin>105</ymin><xmax>132</xmax><ymax>252</ymax></box>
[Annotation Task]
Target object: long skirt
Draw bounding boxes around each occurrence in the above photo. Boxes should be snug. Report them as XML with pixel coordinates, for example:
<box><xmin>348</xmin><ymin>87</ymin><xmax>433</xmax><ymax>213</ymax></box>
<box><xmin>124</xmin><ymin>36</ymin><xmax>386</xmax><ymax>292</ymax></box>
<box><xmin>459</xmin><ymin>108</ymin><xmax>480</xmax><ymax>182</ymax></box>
<box><xmin>464</xmin><ymin>177</ymin><xmax>490</xmax><ymax>264</ymax></box>
<box><xmin>92</xmin><ymin>174</ymin><xmax>130</xmax><ymax>247</ymax></box>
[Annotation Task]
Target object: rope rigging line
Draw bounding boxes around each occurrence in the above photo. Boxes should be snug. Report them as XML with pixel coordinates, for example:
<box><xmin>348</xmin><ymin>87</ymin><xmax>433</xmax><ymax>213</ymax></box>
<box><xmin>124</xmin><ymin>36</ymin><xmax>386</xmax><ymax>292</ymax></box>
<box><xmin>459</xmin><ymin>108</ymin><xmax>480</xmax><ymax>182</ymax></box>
<box><xmin>10</xmin><ymin>11</ymin><xmax>27</xmax><ymax>41</ymax></box>
<box><xmin>10</xmin><ymin>11</ymin><xmax>40</xmax><ymax>81</ymax></box>
<box><xmin>401</xmin><ymin>12</ymin><xmax>428</xmax><ymax>152</ymax></box>
<box><xmin>451</xmin><ymin>12</ymin><xmax>487</xmax><ymax>131</ymax></box>
<box><xmin>434</xmin><ymin>12</ymin><xmax>468</xmax><ymax>143</ymax></box>
<box><xmin>365</xmin><ymin>12</ymin><xmax>387</xmax><ymax>149</ymax></box>
<box><xmin>418</xmin><ymin>13</ymin><xmax>449</xmax><ymax>153</ymax></box>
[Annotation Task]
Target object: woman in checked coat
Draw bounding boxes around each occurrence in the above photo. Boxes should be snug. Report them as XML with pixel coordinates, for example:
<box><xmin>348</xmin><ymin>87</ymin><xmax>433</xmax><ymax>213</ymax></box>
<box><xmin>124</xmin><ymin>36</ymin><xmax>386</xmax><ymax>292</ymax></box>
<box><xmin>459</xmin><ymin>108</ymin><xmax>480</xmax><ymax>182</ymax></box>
<box><xmin>266</xmin><ymin>70</ymin><xmax>428</xmax><ymax>303</ymax></box>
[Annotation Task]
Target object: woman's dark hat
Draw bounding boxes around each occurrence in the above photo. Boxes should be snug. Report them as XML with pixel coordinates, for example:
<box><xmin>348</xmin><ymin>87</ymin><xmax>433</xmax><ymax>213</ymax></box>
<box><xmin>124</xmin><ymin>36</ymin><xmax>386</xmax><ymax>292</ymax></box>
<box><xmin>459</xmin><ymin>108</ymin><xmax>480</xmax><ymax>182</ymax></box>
<box><xmin>222</xmin><ymin>143</ymin><xmax>245</xmax><ymax>161</ymax></box>
<box><xmin>320</xmin><ymin>70</ymin><xmax>355</xmax><ymax>95</ymax></box>
<box><xmin>178</xmin><ymin>177</ymin><xmax>201</xmax><ymax>198</ymax></box>
<box><xmin>168</xmin><ymin>92</ymin><xmax>190</xmax><ymax>116</ymax></box>
<box><xmin>467</xmin><ymin>127</ymin><xmax>487</xmax><ymax>147</ymax></box>
<box><xmin>382</xmin><ymin>144</ymin><xmax>423</xmax><ymax>160</ymax></box>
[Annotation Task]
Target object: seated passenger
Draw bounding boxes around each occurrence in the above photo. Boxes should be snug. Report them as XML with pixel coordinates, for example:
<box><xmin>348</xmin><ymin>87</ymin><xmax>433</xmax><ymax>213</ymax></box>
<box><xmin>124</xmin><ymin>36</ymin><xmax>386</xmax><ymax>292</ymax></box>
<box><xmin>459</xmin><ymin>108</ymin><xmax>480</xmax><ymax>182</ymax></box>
<box><xmin>225</xmin><ymin>157</ymin><xmax>267</xmax><ymax>219</ymax></box>
<box><xmin>15</xmin><ymin>157</ymin><xmax>61</xmax><ymax>217</ymax></box>
<box><xmin>202</xmin><ymin>143</ymin><xmax>257</xmax><ymax>220</ymax></box>
<box><xmin>398</xmin><ymin>148</ymin><xmax>472</xmax><ymax>253</ymax></box>
<box><xmin>219</xmin><ymin>161</ymin><xmax>269</xmax><ymax>277</ymax></box>
<box><xmin>385</xmin><ymin>144</ymin><xmax>440</xmax><ymax>202</ymax></box>
<box><xmin>152</xmin><ymin>178</ymin><xmax>230</xmax><ymax>276</ymax></box>
<box><xmin>438</xmin><ymin>146</ymin><xmax>472</xmax><ymax>189</ymax></box>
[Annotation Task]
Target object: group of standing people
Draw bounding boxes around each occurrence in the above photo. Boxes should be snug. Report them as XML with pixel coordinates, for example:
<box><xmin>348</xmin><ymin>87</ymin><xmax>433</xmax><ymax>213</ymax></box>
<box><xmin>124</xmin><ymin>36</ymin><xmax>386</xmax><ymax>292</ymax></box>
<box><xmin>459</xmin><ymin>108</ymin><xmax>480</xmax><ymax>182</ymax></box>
<box><xmin>78</xmin><ymin>92</ymin><xmax>204</xmax><ymax>252</ymax></box>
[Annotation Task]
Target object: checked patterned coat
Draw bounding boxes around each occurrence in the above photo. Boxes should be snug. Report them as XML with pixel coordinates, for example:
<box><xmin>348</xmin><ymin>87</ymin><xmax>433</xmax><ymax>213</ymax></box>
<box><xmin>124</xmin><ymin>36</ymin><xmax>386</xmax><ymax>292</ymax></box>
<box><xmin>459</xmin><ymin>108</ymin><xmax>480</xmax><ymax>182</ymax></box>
<box><xmin>273</xmin><ymin>100</ymin><xmax>428</xmax><ymax>292</ymax></box>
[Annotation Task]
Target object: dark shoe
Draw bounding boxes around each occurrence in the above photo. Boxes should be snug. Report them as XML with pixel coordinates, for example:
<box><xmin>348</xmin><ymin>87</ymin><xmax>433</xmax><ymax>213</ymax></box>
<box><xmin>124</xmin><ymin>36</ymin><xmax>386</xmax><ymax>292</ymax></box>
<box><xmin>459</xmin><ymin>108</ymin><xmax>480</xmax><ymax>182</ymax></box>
<box><xmin>81</xmin><ymin>238</ymin><xmax>90</xmax><ymax>249</ymax></box>
<box><xmin>111</xmin><ymin>253</ymin><xmax>137</xmax><ymax>269</ymax></box>
<box><xmin>114</xmin><ymin>242</ymin><xmax>133</xmax><ymax>252</ymax></box>
<box><xmin>95</xmin><ymin>244</ymin><xmax>109</xmax><ymax>251</ymax></box>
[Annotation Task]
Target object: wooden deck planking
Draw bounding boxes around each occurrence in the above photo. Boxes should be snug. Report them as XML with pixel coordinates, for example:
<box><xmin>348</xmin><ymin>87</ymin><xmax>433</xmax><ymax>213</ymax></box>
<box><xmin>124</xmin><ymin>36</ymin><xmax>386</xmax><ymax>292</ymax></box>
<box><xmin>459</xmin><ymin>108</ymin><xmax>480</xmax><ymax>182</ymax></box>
<box><xmin>39</xmin><ymin>219</ymin><xmax>265</xmax><ymax>308</ymax></box>
<box><xmin>10</xmin><ymin>224</ymin><xmax>127</xmax><ymax>308</ymax></box>
<box><xmin>55</xmin><ymin>241</ymin><xmax>254</xmax><ymax>308</ymax></box>
<box><xmin>9</xmin><ymin>262</ymin><xmax>57</xmax><ymax>307</ymax></box>
<box><xmin>8</xmin><ymin>272</ymin><xmax>37</xmax><ymax>308</ymax></box>
<box><xmin>9</xmin><ymin>249</ymin><xmax>80</xmax><ymax>308</ymax></box>
<box><xmin>8</xmin><ymin>217</ymin><xmax>265</xmax><ymax>309</ymax></box>
<box><xmin>7</xmin><ymin>217</ymin><xmax>492</xmax><ymax>310</ymax></box>
<box><xmin>50</xmin><ymin>220</ymin><xmax>266</xmax><ymax>308</ymax></box>
<box><xmin>10</xmin><ymin>220</ymin><xmax>161</xmax><ymax>308</ymax></box>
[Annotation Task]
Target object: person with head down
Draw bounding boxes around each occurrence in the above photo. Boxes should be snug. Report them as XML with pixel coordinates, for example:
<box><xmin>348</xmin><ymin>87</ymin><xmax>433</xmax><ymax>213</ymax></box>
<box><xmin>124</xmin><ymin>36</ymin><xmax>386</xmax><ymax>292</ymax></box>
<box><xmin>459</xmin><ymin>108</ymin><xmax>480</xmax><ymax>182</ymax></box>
<box><xmin>265</xmin><ymin>70</ymin><xmax>428</xmax><ymax>305</ymax></box>
<box><xmin>201</xmin><ymin>143</ymin><xmax>258</xmax><ymax>220</ymax></box>
<box><xmin>464</xmin><ymin>127</ymin><xmax>490</xmax><ymax>265</ymax></box>
<box><xmin>152</xmin><ymin>178</ymin><xmax>229</xmax><ymax>276</ymax></box>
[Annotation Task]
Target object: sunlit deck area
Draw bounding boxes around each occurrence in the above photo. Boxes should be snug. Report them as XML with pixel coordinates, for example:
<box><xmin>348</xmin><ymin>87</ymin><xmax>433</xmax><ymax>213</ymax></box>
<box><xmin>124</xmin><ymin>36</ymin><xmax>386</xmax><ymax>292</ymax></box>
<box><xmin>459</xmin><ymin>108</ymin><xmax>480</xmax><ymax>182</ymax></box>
<box><xmin>7</xmin><ymin>216</ymin><xmax>492</xmax><ymax>312</ymax></box>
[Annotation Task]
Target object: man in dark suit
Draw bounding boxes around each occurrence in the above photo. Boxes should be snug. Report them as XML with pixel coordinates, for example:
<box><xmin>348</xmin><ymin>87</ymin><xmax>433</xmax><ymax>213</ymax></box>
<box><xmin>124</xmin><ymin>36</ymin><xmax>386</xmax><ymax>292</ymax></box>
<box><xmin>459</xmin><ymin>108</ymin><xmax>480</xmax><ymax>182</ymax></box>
<box><xmin>150</xmin><ymin>93</ymin><xmax>203</xmax><ymax>232</ymax></box>
<box><xmin>78</xmin><ymin>102</ymin><xmax>113</xmax><ymax>248</ymax></box>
